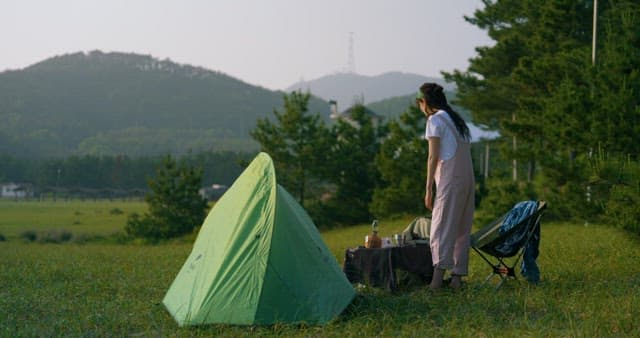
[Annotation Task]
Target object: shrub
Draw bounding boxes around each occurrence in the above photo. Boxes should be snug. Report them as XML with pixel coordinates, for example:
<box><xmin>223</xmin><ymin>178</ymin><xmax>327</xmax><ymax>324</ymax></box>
<box><xmin>109</xmin><ymin>231</ymin><xmax>131</xmax><ymax>244</ymax></box>
<box><xmin>606</xmin><ymin>184</ymin><xmax>640</xmax><ymax>234</ymax></box>
<box><xmin>37</xmin><ymin>230</ymin><xmax>73</xmax><ymax>243</ymax></box>
<box><xmin>20</xmin><ymin>230</ymin><xmax>37</xmax><ymax>242</ymax></box>
<box><xmin>305</xmin><ymin>200</ymin><xmax>334</xmax><ymax>229</ymax></box>
<box><xmin>370</xmin><ymin>180</ymin><xmax>425</xmax><ymax>219</ymax></box>
<box><xmin>125</xmin><ymin>155</ymin><xmax>209</xmax><ymax>241</ymax></box>
<box><xmin>597</xmin><ymin>153</ymin><xmax>640</xmax><ymax>235</ymax></box>
<box><xmin>530</xmin><ymin>153</ymin><xmax>598</xmax><ymax>222</ymax></box>
<box><xmin>476</xmin><ymin>179</ymin><xmax>536</xmax><ymax>226</ymax></box>
<box><xmin>109</xmin><ymin>208</ymin><xmax>124</xmax><ymax>215</ymax></box>
<box><xmin>125</xmin><ymin>213</ymin><xmax>157</xmax><ymax>240</ymax></box>
<box><xmin>70</xmin><ymin>233</ymin><xmax>91</xmax><ymax>244</ymax></box>
<box><xmin>0</xmin><ymin>233</ymin><xmax>5</xmax><ymax>242</ymax></box>
<box><xmin>587</xmin><ymin>150</ymin><xmax>640</xmax><ymax>235</ymax></box>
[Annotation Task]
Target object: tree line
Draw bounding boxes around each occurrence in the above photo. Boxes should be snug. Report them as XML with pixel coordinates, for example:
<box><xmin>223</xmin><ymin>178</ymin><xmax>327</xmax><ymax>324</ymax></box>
<box><xmin>0</xmin><ymin>151</ymin><xmax>252</xmax><ymax>192</ymax></box>
<box><xmin>446</xmin><ymin>0</ymin><xmax>639</xmax><ymax>230</ymax></box>
<box><xmin>250</xmin><ymin>91</ymin><xmax>499</xmax><ymax>228</ymax></box>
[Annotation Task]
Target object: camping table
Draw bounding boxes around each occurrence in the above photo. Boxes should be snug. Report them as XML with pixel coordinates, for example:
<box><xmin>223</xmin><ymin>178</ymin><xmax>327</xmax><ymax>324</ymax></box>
<box><xmin>342</xmin><ymin>245</ymin><xmax>433</xmax><ymax>291</ymax></box>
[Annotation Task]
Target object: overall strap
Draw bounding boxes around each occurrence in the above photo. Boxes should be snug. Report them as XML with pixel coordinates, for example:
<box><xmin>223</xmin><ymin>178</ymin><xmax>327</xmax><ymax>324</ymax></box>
<box><xmin>437</xmin><ymin>112</ymin><xmax>467</xmax><ymax>144</ymax></box>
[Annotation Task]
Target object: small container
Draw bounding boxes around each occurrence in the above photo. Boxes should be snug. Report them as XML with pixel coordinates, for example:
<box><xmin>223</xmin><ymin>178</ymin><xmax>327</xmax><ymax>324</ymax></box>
<box><xmin>365</xmin><ymin>219</ymin><xmax>382</xmax><ymax>248</ymax></box>
<box><xmin>393</xmin><ymin>233</ymin><xmax>403</xmax><ymax>247</ymax></box>
<box><xmin>366</xmin><ymin>233</ymin><xmax>382</xmax><ymax>248</ymax></box>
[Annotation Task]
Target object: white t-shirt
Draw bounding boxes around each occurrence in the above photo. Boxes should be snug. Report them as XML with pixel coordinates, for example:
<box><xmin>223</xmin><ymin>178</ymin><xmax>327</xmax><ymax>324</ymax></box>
<box><xmin>425</xmin><ymin>110</ymin><xmax>457</xmax><ymax>161</ymax></box>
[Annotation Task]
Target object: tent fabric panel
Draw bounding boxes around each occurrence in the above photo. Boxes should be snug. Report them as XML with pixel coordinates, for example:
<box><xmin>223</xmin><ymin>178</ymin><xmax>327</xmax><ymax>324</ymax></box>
<box><xmin>163</xmin><ymin>152</ymin><xmax>354</xmax><ymax>326</ymax></box>
<box><xmin>254</xmin><ymin>185</ymin><xmax>355</xmax><ymax>324</ymax></box>
<box><xmin>163</xmin><ymin>153</ymin><xmax>276</xmax><ymax>326</ymax></box>
<box><xmin>193</xmin><ymin>190</ymin><xmax>275</xmax><ymax>325</ymax></box>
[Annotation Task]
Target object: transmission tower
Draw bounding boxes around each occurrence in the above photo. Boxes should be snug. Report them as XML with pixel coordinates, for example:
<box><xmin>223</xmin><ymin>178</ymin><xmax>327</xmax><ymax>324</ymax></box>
<box><xmin>346</xmin><ymin>32</ymin><xmax>356</xmax><ymax>74</ymax></box>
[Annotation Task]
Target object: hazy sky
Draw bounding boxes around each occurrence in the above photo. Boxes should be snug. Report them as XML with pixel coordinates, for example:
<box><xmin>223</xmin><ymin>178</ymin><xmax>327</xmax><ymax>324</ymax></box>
<box><xmin>2</xmin><ymin>0</ymin><xmax>492</xmax><ymax>90</ymax></box>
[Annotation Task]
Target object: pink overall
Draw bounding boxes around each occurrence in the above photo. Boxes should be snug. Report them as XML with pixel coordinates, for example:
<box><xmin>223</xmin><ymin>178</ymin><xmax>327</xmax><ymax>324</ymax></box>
<box><xmin>429</xmin><ymin>117</ymin><xmax>475</xmax><ymax>275</ymax></box>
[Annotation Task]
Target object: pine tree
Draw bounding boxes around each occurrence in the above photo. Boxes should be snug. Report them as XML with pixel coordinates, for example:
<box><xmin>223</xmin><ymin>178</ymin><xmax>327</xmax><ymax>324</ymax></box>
<box><xmin>324</xmin><ymin>104</ymin><xmax>384</xmax><ymax>223</ymax></box>
<box><xmin>125</xmin><ymin>155</ymin><xmax>208</xmax><ymax>240</ymax></box>
<box><xmin>445</xmin><ymin>0</ymin><xmax>640</xmax><ymax>220</ymax></box>
<box><xmin>371</xmin><ymin>105</ymin><xmax>427</xmax><ymax>216</ymax></box>
<box><xmin>250</xmin><ymin>91</ymin><xmax>331</xmax><ymax>205</ymax></box>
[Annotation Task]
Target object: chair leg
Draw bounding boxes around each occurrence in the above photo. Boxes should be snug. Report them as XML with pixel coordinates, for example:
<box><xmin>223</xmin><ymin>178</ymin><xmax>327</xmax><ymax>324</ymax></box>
<box><xmin>482</xmin><ymin>271</ymin><xmax>498</xmax><ymax>286</ymax></box>
<box><xmin>473</xmin><ymin>247</ymin><xmax>524</xmax><ymax>289</ymax></box>
<box><xmin>482</xmin><ymin>262</ymin><xmax>518</xmax><ymax>289</ymax></box>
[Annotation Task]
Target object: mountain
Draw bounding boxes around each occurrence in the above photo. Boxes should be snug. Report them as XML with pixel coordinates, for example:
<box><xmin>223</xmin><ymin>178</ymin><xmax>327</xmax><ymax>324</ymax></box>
<box><xmin>0</xmin><ymin>51</ymin><xmax>329</xmax><ymax>158</ymax></box>
<box><xmin>366</xmin><ymin>94</ymin><xmax>499</xmax><ymax>141</ymax></box>
<box><xmin>366</xmin><ymin>92</ymin><xmax>470</xmax><ymax>121</ymax></box>
<box><xmin>286</xmin><ymin>71</ymin><xmax>454</xmax><ymax>110</ymax></box>
<box><xmin>289</xmin><ymin>71</ymin><xmax>498</xmax><ymax>141</ymax></box>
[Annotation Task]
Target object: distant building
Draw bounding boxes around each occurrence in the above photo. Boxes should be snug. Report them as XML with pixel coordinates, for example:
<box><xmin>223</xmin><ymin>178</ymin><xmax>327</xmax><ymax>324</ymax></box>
<box><xmin>0</xmin><ymin>182</ymin><xmax>34</xmax><ymax>199</ymax></box>
<box><xmin>329</xmin><ymin>100</ymin><xmax>383</xmax><ymax>128</ymax></box>
<box><xmin>199</xmin><ymin>184</ymin><xmax>229</xmax><ymax>201</ymax></box>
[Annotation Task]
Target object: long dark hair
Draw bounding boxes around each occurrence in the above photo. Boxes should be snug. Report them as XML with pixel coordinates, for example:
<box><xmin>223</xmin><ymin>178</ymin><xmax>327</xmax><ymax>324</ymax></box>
<box><xmin>419</xmin><ymin>83</ymin><xmax>470</xmax><ymax>141</ymax></box>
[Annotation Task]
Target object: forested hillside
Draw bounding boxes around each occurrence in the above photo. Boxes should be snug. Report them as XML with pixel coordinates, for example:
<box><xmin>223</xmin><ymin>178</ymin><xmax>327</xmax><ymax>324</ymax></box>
<box><xmin>366</xmin><ymin>90</ymin><xmax>471</xmax><ymax>121</ymax></box>
<box><xmin>0</xmin><ymin>51</ymin><xmax>328</xmax><ymax>158</ymax></box>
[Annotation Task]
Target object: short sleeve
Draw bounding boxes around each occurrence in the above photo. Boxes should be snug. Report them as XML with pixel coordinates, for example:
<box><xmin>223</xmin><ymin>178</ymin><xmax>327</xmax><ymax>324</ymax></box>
<box><xmin>425</xmin><ymin>112</ymin><xmax>458</xmax><ymax>161</ymax></box>
<box><xmin>426</xmin><ymin>115</ymin><xmax>445</xmax><ymax>139</ymax></box>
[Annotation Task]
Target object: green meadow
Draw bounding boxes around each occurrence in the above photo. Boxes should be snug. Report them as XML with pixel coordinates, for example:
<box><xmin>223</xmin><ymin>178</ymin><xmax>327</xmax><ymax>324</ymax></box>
<box><xmin>0</xmin><ymin>199</ymin><xmax>146</xmax><ymax>239</ymax></box>
<box><xmin>1</xmin><ymin>200</ymin><xmax>639</xmax><ymax>337</ymax></box>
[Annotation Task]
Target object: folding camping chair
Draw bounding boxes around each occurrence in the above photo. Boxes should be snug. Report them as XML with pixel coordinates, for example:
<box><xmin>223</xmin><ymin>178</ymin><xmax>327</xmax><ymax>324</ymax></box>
<box><xmin>470</xmin><ymin>200</ymin><xmax>547</xmax><ymax>288</ymax></box>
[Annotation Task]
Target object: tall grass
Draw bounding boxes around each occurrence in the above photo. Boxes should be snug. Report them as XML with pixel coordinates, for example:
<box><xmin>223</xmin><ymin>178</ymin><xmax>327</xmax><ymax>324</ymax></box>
<box><xmin>2</xmin><ymin>204</ymin><xmax>639</xmax><ymax>336</ymax></box>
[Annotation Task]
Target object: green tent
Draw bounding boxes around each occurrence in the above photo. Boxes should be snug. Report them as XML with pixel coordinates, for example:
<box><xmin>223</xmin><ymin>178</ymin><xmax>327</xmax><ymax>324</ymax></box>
<box><xmin>163</xmin><ymin>152</ymin><xmax>355</xmax><ymax>326</ymax></box>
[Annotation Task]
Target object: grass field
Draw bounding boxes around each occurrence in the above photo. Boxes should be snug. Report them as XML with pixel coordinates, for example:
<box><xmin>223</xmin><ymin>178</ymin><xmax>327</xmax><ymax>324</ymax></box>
<box><xmin>1</xmin><ymin>200</ymin><xmax>639</xmax><ymax>336</ymax></box>
<box><xmin>0</xmin><ymin>199</ymin><xmax>146</xmax><ymax>239</ymax></box>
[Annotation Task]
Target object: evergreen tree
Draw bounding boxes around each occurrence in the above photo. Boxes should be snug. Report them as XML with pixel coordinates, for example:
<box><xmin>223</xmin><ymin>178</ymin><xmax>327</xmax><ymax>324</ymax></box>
<box><xmin>323</xmin><ymin>105</ymin><xmax>384</xmax><ymax>224</ymax></box>
<box><xmin>250</xmin><ymin>91</ymin><xmax>331</xmax><ymax>205</ymax></box>
<box><xmin>445</xmin><ymin>0</ymin><xmax>640</xmax><ymax>220</ymax></box>
<box><xmin>446</xmin><ymin>0</ymin><xmax>594</xmax><ymax>173</ymax></box>
<box><xmin>589</xmin><ymin>1</ymin><xmax>640</xmax><ymax>155</ymax></box>
<box><xmin>125</xmin><ymin>155</ymin><xmax>208</xmax><ymax>240</ymax></box>
<box><xmin>371</xmin><ymin>106</ymin><xmax>427</xmax><ymax>217</ymax></box>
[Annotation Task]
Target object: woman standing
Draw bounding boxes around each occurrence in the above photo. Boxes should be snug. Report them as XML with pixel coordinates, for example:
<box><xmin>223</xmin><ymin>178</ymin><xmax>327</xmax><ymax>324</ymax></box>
<box><xmin>417</xmin><ymin>83</ymin><xmax>474</xmax><ymax>290</ymax></box>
